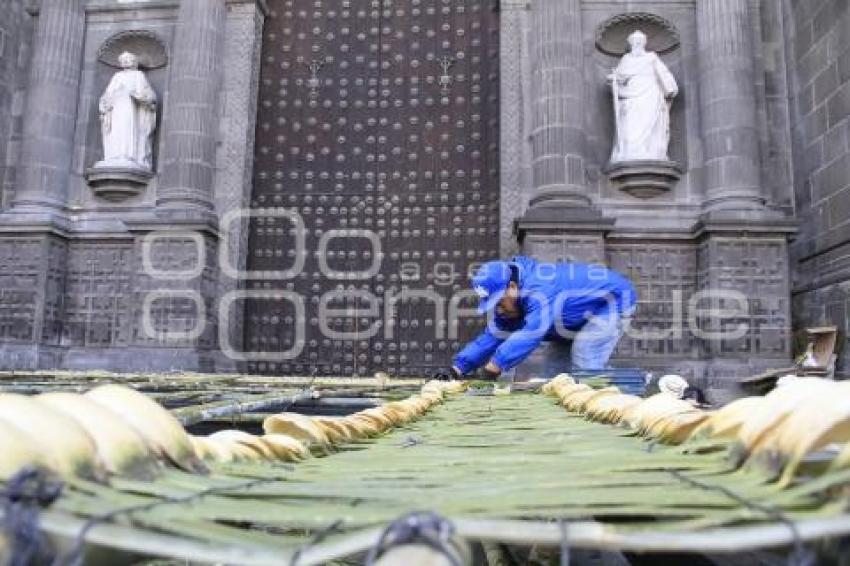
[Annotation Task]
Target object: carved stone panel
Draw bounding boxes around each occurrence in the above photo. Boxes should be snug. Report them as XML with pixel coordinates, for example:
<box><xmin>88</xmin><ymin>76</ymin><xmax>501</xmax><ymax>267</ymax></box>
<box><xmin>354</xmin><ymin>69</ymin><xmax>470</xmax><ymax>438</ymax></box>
<box><xmin>697</xmin><ymin>236</ymin><xmax>791</xmax><ymax>359</ymax></box>
<box><xmin>606</xmin><ymin>242</ymin><xmax>699</xmax><ymax>359</ymax></box>
<box><xmin>62</xmin><ymin>241</ymin><xmax>133</xmax><ymax>347</ymax></box>
<box><xmin>0</xmin><ymin>238</ymin><xmax>43</xmax><ymax>342</ymax></box>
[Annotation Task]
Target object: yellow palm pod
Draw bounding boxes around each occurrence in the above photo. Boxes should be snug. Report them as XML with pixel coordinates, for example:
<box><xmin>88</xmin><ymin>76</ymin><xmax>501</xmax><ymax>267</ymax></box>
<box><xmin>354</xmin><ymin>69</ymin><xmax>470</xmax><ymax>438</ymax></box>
<box><xmin>585</xmin><ymin>394</ymin><xmax>642</xmax><ymax>424</ymax></box>
<box><xmin>319</xmin><ymin>416</ymin><xmax>361</xmax><ymax>440</ymax></box>
<box><xmin>688</xmin><ymin>396</ymin><xmax>764</xmax><ymax>441</ymax></box>
<box><xmin>420</xmin><ymin>384</ymin><xmax>445</xmax><ymax>403</ymax></box>
<box><xmin>376</xmin><ymin>404</ymin><xmax>406</xmax><ymax>426</ymax></box>
<box><xmin>621</xmin><ymin>393</ymin><xmax>691</xmax><ymax>431</ymax></box>
<box><xmin>553</xmin><ymin>383</ymin><xmax>591</xmax><ymax>405</ymax></box>
<box><xmin>198</xmin><ymin>436</ymin><xmax>237</xmax><ymax>463</ymax></box>
<box><xmin>0</xmin><ymin>419</ymin><xmax>58</xmax><ymax>480</ymax></box>
<box><xmin>312</xmin><ymin>418</ymin><xmax>352</xmax><ymax>444</ymax></box>
<box><xmin>762</xmin><ymin>395</ymin><xmax>850</xmax><ymax>486</ymax></box>
<box><xmin>542</xmin><ymin>374</ymin><xmax>575</xmax><ymax>396</ymax></box>
<box><xmin>647</xmin><ymin>411</ymin><xmax>711</xmax><ymax>445</ymax></box>
<box><xmin>260</xmin><ymin>434</ymin><xmax>310</xmax><ymax>461</ymax></box>
<box><xmin>387</xmin><ymin>400</ymin><xmax>421</xmax><ymax>422</ymax></box>
<box><xmin>405</xmin><ymin>396</ymin><xmax>430</xmax><ymax>413</ymax></box>
<box><xmin>189</xmin><ymin>435</ymin><xmax>216</xmax><ymax>462</ymax></box>
<box><xmin>636</xmin><ymin>402</ymin><xmax>699</xmax><ymax>436</ymax></box>
<box><xmin>565</xmin><ymin>387</ymin><xmax>619</xmax><ymax>413</ymax></box>
<box><xmin>597</xmin><ymin>395</ymin><xmax>643</xmax><ymax>424</ymax></box>
<box><xmin>361</xmin><ymin>407</ymin><xmax>396</xmax><ymax>430</ymax></box>
<box><xmin>344</xmin><ymin>414</ymin><xmax>381</xmax><ymax>437</ymax></box>
<box><xmin>606</xmin><ymin>399</ymin><xmax>644</xmax><ymax>424</ymax></box>
<box><xmin>562</xmin><ymin>389</ymin><xmax>600</xmax><ymax>412</ymax></box>
<box><xmin>206</xmin><ymin>437</ymin><xmax>265</xmax><ymax>463</ymax></box>
<box><xmin>736</xmin><ymin>379</ymin><xmax>836</xmax><ymax>454</ymax></box>
<box><xmin>405</xmin><ymin>396</ymin><xmax>429</xmax><ymax>412</ymax></box>
<box><xmin>0</xmin><ymin>394</ymin><xmax>104</xmax><ymax>481</ymax></box>
<box><xmin>421</xmin><ymin>392</ymin><xmax>442</xmax><ymax>405</ymax></box>
<box><xmin>85</xmin><ymin>384</ymin><xmax>205</xmax><ymax>474</ymax></box>
<box><xmin>210</xmin><ymin>430</ymin><xmax>277</xmax><ymax>460</ymax></box>
<box><xmin>355</xmin><ymin>413</ymin><xmax>392</xmax><ymax>433</ymax></box>
<box><xmin>263</xmin><ymin>413</ymin><xmax>331</xmax><ymax>447</ymax></box>
<box><xmin>37</xmin><ymin>392</ymin><xmax>160</xmax><ymax>480</ymax></box>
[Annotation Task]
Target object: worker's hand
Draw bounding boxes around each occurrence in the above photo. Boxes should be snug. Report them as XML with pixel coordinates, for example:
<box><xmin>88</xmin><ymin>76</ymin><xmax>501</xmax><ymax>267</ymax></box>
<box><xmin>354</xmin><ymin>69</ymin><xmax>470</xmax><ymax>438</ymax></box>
<box><xmin>484</xmin><ymin>362</ymin><xmax>502</xmax><ymax>376</ymax></box>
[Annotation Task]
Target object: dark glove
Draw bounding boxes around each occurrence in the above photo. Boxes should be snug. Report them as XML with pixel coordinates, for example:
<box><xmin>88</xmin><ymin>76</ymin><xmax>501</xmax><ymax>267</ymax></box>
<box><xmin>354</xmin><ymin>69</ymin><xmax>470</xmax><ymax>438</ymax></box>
<box><xmin>471</xmin><ymin>366</ymin><xmax>500</xmax><ymax>382</ymax></box>
<box><xmin>433</xmin><ymin>367</ymin><xmax>464</xmax><ymax>381</ymax></box>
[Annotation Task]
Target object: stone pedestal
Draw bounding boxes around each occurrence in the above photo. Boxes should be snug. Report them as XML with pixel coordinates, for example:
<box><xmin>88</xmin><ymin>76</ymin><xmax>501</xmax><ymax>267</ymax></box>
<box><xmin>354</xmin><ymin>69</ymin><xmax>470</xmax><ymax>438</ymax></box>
<box><xmin>516</xmin><ymin>206</ymin><xmax>615</xmax><ymax>264</ymax></box>
<box><xmin>85</xmin><ymin>166</ymin><xmax>152</xmax><ymax>202</ymax></box>
<box><xmin>694</xmin><ymin>216</ymin><xmax>798</xmax><ymax>389</ymax></box>
<box><xmin>606</xmin><ymin>160</ymin><xmax>682</xmax><ymax>199</ymax></box>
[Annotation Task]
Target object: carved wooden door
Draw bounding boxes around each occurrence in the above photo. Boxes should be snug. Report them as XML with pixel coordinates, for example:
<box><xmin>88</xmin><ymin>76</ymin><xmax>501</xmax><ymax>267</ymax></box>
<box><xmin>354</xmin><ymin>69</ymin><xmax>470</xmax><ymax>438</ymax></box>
<box><xmin>246</xmin><ymin>0</ymin><xmax>500</xmax><ymax>377</ymax></box>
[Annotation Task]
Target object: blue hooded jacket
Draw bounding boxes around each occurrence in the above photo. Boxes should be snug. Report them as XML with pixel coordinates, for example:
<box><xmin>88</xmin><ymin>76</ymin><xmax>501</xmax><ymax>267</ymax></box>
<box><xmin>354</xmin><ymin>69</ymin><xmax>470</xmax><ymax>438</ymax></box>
<box><xmin>453</xmin><ymin>256</ymin><xmax>637</xmax><ymax>373</ymax></box>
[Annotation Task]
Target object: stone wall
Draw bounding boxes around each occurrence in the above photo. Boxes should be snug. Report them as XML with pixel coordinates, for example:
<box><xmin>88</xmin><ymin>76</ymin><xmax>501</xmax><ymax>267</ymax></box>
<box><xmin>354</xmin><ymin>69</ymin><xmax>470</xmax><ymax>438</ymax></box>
<box><xmin>787</xmin><ymin>0</ymin><xmax>850</xmax><ymax>375</ymax></box>
<box><xmin>0</xmin><ymin>0</ymin><xmax>266</xmax><ymax>373</ymax></box>
<box><xmin>0</xmin><ymin>0</ymin><xmax>33</xmax><ymax>210</ymax></box>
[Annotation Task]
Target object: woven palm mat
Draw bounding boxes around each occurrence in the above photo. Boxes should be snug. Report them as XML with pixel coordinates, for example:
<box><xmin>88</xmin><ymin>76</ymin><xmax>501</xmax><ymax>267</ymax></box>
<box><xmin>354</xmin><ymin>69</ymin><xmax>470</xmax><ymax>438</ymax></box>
<box><xmin>51</xmin><ymin>393</ymin><xmax>850</xmax><ymax>554</ymax></box>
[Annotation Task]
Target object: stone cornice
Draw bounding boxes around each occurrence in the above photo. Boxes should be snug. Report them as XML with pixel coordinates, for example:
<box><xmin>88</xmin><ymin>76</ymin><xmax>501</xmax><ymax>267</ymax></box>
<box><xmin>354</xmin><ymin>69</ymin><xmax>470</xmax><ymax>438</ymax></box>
<box><xmin>28</xmin><ymin>0</ymin><xmax>268</xmax><ymax>17</ymax></box>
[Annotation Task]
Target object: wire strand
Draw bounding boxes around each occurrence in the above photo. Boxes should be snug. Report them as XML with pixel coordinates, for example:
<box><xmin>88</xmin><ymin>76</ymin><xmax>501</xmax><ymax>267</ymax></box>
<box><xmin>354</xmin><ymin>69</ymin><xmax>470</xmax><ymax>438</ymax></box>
<box><xmin>667</xmin><ymin>469</ymin><xmax>816</xmax><ymax>566</ymax></box>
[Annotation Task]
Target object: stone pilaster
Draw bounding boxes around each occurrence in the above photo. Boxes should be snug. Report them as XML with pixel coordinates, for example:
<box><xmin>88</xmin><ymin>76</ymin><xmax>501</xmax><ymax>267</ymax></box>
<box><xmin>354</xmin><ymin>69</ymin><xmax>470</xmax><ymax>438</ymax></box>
<box><xmin>499</xmin><ymin>0</ymin><xmax>528</xmax><ymax>255</ymax></box>
<box><xmin>12</xmin><ymin>0</ymin><xmax>85</xmax><ymax>212</ymax></box>
<box><xmin>696</xmin><ymin>0</ymin><xmax>765</xmax><ymax>212</ymax></box>
<box><xmin>157</xmin><ymin>0</ymin><xmax>226</xmax><ymax>211</ymax></box>
<box><xmin>528</xmin><ymin>0</ymin><xmax>589</xmax><ymax>207</ymax></box>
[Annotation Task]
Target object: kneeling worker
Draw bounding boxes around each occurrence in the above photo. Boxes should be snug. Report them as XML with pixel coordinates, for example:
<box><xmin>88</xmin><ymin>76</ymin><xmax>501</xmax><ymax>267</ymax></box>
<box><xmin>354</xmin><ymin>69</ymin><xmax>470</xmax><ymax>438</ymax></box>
<box><xmin>451</xmin><ymin>256</ymin><xmax>638</xmax><ymax>380</ymax></box>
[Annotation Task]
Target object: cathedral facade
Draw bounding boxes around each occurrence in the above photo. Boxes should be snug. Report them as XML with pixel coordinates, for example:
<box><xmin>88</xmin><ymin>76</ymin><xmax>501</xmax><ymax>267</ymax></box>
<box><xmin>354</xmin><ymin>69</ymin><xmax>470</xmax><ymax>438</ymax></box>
<box><xmin>0</xmin><ymin>0</ymin><xmax>847</xmax><ymax>389</ymax></box>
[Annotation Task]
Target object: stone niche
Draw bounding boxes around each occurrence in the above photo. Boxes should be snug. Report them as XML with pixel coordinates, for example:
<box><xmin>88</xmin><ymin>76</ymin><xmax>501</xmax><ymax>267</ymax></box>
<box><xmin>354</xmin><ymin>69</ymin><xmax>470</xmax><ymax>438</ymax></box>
<box><xmin>84</xmin><ymin>30</ymin><xmax>168</xmax><ymax>203</ymax></box>
<box><xmin>591</xmin><ymin>11</ymin><xmax>688</xmax><ymax>201</ymax></box>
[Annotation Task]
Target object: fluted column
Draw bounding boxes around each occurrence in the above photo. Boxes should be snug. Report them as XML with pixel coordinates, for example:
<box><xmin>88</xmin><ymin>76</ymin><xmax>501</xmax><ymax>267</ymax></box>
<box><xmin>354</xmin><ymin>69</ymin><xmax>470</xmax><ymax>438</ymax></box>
<box><xmin>12</xmin><ymin>0</ymin><xmax>85</xmax><ymax>211</ymax></box>
<box><xmin>157</xmin><ymin>0</ymin><xmax>226</xmax><ymax>210</ymax></box>
<box><xmin>528</xmin><ymin>0</ymin><xmax>589</xmax><ymax>207</ymax></box>
<box><xmin>697</xmin><ymin>0</ymin><xmax>765</xmax><ymax>211</ymax></box>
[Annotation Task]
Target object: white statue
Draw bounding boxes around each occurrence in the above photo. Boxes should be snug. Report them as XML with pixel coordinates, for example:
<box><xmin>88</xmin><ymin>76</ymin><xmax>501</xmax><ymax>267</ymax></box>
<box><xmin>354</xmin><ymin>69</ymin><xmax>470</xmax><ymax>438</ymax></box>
<box><xmin>96</xmin><ymin>51</ymin><xmax>157</xmax><ymax>170</ymax></box>
<box><xmin>607</xmin><ymin>30</ymin><xmax>678</xmax><ymax>163</ymax></box>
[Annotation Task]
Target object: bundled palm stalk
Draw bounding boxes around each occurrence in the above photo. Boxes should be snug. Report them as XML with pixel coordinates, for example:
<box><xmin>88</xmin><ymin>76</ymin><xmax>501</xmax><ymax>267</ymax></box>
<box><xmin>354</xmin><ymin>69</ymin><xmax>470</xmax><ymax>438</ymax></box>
<box><xmin>0</xmin><ymin>379</ymin><xmax>466</xmax><ymax>481</ymax></box>
<box><xmin>194</xmin><ymin>379</ymin><xmax>466</xmax><ymax>464</ymax></box>
<box><xmin>542</xmin><ymin>374</ymin><xmax>850</xmax><ymax>485</ymax></box>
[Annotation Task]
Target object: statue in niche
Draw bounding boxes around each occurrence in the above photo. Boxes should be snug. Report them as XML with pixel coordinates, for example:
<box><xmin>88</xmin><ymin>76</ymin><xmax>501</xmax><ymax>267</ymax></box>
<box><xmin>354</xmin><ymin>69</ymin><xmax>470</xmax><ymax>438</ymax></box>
<box><xmin>95</xmin><ymin>51</ymin><xmax>157</xmax><ymax>171</ymax></box>
<box><xmin>607</xmin><ymin>30</ymin><xmax>678</xmax><ymax>163</ymax></box>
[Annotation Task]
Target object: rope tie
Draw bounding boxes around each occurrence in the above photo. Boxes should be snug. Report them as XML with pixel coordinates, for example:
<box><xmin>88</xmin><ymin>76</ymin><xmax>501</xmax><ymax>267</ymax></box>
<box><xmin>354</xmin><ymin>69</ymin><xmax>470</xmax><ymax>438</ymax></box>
<box><xmin>1</xmin><ymin>467</ymin><xmax>63</xmax><ymax>566</ymax></box>
<box><xmin>365</xmin><ymin>511</ymin><xmax>461</xmax><ymax>566</ymax></box>
<box><xmin>289</xmin><ymin>518</ymin><xmax>344</xmax><ymax>566</ymax></box>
